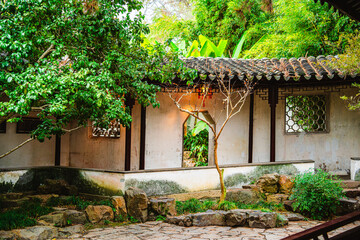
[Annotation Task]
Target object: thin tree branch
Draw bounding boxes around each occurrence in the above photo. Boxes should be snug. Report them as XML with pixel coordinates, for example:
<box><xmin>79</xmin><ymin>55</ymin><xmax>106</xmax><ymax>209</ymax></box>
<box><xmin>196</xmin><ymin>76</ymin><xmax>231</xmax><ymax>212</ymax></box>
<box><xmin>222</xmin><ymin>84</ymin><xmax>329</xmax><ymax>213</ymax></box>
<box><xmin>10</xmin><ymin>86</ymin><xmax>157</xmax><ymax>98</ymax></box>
<box><xmin>37</xmin><ymin>43</ymin><xmax>55</xmax><ymax>62</ymax></box>
<box><xmin>0</xmin><ymin>137</ymin><xmax>35</xmax><ymax>159</ymax></box>
<box><xmin>0</xmin><ymin>124</ymin><xmax>83</xmax><ymax>159</ymax></box>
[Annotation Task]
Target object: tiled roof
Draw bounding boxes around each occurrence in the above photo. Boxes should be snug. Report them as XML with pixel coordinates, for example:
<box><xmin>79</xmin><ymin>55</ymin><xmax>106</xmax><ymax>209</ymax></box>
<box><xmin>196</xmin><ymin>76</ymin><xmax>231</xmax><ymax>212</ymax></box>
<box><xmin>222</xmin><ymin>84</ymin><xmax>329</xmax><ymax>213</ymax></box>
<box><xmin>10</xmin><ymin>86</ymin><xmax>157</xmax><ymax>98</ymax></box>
<box><xmin>182</xmin><ymin>56</ymin><xmax>359</xmax><ymax>82</ymax></box>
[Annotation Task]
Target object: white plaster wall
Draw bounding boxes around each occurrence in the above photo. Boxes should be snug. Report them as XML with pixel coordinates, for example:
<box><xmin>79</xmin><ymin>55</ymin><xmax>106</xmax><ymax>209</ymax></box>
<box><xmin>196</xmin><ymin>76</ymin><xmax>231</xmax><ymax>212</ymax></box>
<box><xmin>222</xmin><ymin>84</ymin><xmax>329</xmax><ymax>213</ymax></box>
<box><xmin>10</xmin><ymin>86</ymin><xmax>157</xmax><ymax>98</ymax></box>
<box><xmin>0</xmin><ymin>123</ymin><xmax>55</xmax><ymax>168</ymax></box>
<box><xmin>125</xmin><ymin>161</ymin><xmax>314</xmax><ymax>193</ymax></box>
<box><xmin>67</xmin><ymin>124</ymin><xmax>125</xmax><ymax>171</ymax></box>
<box><xmin>253</xmin><ymin>87</ymin><xmax>360</xmax><ymax>171</ymax></box>
<box><xmin>145</xmin><ymin>92</ymin><xmax>250</xmax><ymax>169</ymax></box>
<box><xmin>130</xmin><ymin>103</ymin><xmax>141</xmax><ymax>170</ymax></box>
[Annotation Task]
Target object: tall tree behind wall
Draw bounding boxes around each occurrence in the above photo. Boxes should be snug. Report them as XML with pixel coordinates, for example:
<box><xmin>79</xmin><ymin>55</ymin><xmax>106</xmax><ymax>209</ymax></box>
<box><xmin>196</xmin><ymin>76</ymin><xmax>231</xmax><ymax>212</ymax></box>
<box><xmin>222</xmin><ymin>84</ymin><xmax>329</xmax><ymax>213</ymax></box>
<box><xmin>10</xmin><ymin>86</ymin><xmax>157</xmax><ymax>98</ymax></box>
<box><xmin>148</xmin><ymin>0</ymin><xmax>360</xmax><ymax>58</ymax></box>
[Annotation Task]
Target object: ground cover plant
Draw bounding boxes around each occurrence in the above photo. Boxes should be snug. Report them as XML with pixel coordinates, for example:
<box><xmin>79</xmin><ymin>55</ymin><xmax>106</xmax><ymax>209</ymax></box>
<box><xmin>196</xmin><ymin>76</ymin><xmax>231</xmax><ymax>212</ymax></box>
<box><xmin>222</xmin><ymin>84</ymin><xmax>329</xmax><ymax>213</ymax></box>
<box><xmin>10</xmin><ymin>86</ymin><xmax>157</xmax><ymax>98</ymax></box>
<box><xmin>290</xmin><ymin>169</ymin><xmax>345</xmax><ymax>220</ymax></box>
<box><xmin>0</xmin><ymin>198</ymin><xmax>53</xmax><ymax>230</ymax></box>
<box><xmin>175</xmin><ymin>198</ymin><xmax>284</xmax><ymax>215</ymax></box>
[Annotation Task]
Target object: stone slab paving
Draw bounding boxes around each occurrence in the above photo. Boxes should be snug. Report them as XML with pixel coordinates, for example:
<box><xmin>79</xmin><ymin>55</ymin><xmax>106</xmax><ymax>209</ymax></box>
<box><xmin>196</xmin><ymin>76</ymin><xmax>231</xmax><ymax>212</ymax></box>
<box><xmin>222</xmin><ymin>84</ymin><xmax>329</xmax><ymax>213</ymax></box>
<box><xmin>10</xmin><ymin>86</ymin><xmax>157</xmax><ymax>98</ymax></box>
<box><xmin>59</xmin><ymin>220</ymin><xmax>360</xmax><ymax>240</ymax></box>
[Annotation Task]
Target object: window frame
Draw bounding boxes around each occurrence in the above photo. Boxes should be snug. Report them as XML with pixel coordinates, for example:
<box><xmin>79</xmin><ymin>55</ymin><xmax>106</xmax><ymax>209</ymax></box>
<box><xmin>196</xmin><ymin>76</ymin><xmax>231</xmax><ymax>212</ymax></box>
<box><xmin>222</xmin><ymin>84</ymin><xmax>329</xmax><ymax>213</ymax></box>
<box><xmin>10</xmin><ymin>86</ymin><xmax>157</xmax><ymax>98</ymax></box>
<box><xmin>16</xmin><ymin>117</ymin><xmax>43</xmax><ymax>134</ymax></box>
<box><xmin>284</xmin><ymin>93</ymin><xmax>330</xmax><ymax>135</ymax></box>
<box><xmin>0</xmin><ymin>121</ymin><xmax>6</xmax><ymax>133</ymax></box>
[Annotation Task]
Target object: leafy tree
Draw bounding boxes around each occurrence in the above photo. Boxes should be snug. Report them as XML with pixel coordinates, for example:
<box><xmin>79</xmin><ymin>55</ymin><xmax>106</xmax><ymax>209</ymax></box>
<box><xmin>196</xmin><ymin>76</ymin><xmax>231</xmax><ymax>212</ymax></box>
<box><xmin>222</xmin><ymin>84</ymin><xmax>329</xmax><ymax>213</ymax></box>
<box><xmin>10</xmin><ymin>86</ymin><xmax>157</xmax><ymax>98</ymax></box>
<box><xmin>0</xmin><ymin>0</ymin><xmax>195</xmax><ymax>158</ymax></box>
<box><xmin>329</xmin><ymin>33</ymin><xmax>360</xmax><ymax>110</ymax></box>
<box><xmin>148</xmin><ymin>0</ymin><xmax>360</xmax><ymax>58</ymax></box>
<box><xmin>243</xmin><ymin>0</ymin><xmax>360</xmax><ymax>58</ymax></box>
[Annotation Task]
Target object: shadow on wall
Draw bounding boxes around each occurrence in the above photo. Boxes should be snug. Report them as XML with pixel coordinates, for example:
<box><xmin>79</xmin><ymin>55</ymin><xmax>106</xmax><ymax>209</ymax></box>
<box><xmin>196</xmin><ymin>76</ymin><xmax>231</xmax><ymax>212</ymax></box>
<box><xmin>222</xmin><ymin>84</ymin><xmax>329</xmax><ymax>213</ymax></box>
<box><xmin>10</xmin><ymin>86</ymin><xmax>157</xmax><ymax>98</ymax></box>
<box><xmin>0</xmin><ymin>168</ymin><xmax>122</xmax><ymax>196</ymax></box>
<box><xmin>125</xmin><ymin>179</ymin><xmax>186</xmax><ymax>196</ymax></box>
<box><xmin>223</xmin><ymin>164</ymin><xmax>299</xmax><ymax>188</ymax></box>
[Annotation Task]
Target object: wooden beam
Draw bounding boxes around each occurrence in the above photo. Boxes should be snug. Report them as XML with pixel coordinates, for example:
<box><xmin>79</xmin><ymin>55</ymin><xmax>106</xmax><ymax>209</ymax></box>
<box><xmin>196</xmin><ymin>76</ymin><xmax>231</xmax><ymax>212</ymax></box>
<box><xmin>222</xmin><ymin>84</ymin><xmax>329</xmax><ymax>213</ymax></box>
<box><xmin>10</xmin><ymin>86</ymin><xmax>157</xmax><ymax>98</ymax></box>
<box><xmin>139</xmin><ymin>106</ymin><xmax>146</xmax><ymax>170</ymax></box>
<box><xmin>268</xmin><ymin>85</ymin><xmax>278</xmax><ymax>163</ymax></box>
<box><xmin>125</xmin><ymin>97</ymin><xmax>135</xmax><ymax>171</ymax></box>
<box><xmin>248</xmin><ymin>93</ymin><xmax>254</xmax><ymax>163</ymax></box>
<box><xmin>55</xmin><ymin>135</ymin><xmax>61</xmax><ymax>166</ymax></box>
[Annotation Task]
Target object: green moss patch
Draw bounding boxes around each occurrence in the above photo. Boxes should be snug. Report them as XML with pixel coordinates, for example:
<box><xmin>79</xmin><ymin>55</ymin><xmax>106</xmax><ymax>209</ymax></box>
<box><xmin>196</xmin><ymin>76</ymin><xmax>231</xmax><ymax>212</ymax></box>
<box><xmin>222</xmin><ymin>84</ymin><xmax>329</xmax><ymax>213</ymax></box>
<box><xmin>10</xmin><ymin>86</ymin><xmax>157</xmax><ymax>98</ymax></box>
<box><xmin>125</xmin><ymin>179</ymin><xmax>186</xmax><ymax>196</ymax></box>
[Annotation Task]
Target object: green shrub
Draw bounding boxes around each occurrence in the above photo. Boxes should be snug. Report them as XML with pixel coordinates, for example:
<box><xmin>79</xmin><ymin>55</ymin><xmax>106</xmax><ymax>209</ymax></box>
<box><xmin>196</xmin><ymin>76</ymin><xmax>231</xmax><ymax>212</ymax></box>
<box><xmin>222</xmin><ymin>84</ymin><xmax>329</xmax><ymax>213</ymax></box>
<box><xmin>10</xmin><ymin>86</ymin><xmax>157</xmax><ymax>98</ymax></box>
<box><xmin>0</xmin><ymin>211</ymin><xmax>36</xmax><ymax>230</ymax></box>
<box><xmin>217</xmin><ymin>201</ymin><xmax>236</xmax><ymax>211</ymax></box>
<box><xmin>176</xmin><ymin>198</ymin><xmax>204</xmax><ymax>214</ymax></box>
<box><xmin>0</xmin><ymin>198</ymin><xmax>53</xmax><ymax>230</ymax></box>
<box><xmin>290</xmin><ymin>169</ymin><xmax>345</xmax><ymax>220</ymax></box>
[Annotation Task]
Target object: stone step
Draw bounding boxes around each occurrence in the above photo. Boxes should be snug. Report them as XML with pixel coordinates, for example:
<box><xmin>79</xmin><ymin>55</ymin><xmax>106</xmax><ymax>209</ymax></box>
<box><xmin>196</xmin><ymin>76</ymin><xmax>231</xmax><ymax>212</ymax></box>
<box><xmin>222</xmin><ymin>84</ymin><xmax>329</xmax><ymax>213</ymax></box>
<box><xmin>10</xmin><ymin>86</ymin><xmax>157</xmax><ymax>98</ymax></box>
<box><xmin>337</xmin><ymin>180</ymin><xmax>360</xmax><ymax>189</ymax></box>
<box><xmin>343</xmin><ymin>189</ymin><xmax>360</xmax><ymax>198</ymax></box>
<box><xmin>330</xmin><ymin>170</ymin><xmax>350</xmax><ymax>180</ymax></box>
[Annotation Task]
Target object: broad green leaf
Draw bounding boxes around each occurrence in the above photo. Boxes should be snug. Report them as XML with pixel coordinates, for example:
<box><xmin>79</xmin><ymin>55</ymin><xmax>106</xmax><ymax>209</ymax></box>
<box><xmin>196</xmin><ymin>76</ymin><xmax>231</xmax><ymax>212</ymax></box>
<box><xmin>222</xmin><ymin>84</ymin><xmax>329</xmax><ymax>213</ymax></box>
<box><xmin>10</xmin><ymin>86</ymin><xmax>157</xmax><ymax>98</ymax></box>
<box><xmin>217</xmin><ymin>39</ymin><xmax>228</xmax><ymax>57</ymax></box>
<box><xmin>233</xmin><ymin>31</ymin><xmax>248</xmax><ymax>58</ymax></box>
<box><xmin>169</xmin><ymin>41</ymin><xmax>179</xmax><ymax>52</ymax></box>
<box><xmin>190</xmin><ymin>49</ymin><xmax>200</xmax><ymax>57</ymax></box>
<box><xmin>200</xmin><ymin>41</ymin><xmax>213</xmax><ymax>57</ymax></box>
<box><xmin>186</xmin><ymin>40</ymin><xmax>199</xmax><ymax>57</ymax></box>
<box><xmin>192</xmin><ymin>121</ymin><xmax>209</xmax><ymax>136</ymax></box>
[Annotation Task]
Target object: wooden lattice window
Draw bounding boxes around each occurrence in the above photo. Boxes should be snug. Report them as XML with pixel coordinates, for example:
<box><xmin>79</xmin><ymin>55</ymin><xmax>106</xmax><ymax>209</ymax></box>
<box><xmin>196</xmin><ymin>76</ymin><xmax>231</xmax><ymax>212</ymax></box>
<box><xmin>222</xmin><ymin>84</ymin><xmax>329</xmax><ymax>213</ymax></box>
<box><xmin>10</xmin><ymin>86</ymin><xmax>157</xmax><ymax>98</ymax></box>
<box><xmin>0</xmin><ymin>121</ymin><xmax>6</xmax><ymax>133</ymax></box>
<box><xmin>91</xmin><ymin>120</ymin><xmax>121</xmax><ymax>138</ymax></box>
<box><xmin>285</xmin><ymin>95</ymin><xmax>327</xmax><ymax>133</ymax></box>
<box><xmin>16</xmin><ymin>118</ymin><xmax>42</xmax><ymax>134</ymax></box>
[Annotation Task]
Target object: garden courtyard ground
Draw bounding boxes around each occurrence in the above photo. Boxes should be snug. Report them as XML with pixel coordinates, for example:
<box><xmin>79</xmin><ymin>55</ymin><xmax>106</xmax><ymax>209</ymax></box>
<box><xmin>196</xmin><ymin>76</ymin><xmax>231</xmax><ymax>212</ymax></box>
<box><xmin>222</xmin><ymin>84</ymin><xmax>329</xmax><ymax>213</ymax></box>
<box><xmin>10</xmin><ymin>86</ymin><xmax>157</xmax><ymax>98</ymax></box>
<box><xmin>57</xmin><ymin>220</ymin><xmax>360</xmax><ymax>240</ymax></box>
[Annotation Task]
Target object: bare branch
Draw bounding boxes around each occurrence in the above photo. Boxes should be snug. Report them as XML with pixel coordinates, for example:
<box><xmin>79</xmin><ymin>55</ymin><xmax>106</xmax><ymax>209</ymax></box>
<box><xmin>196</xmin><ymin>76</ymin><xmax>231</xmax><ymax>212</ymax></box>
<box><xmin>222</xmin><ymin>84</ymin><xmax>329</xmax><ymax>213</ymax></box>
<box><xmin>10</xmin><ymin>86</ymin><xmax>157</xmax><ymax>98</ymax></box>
<box><xmin>0</xmin><ymin>137</ymin><xmax>35</xmax><ymax>159</ymax></box>
<box><xmin>0</xmin><ymin>124</ymin><xmax>83</xmax><ymax>159</ymax></box>
<box><xmin>37</xmin><ymin>43</ymin><xmax>55</xmax><ymax>62</ymax></box>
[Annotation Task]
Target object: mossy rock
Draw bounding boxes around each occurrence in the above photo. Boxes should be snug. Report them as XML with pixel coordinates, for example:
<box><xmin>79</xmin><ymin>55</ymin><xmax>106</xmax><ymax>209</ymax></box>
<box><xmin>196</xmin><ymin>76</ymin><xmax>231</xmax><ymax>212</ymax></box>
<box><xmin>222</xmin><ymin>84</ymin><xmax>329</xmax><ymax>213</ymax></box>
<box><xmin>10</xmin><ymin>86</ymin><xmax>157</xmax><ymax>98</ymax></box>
<box><xmin>250</xmin><ymin>164</ymin><xmax>299</xmax><ymax>182</ymax></box>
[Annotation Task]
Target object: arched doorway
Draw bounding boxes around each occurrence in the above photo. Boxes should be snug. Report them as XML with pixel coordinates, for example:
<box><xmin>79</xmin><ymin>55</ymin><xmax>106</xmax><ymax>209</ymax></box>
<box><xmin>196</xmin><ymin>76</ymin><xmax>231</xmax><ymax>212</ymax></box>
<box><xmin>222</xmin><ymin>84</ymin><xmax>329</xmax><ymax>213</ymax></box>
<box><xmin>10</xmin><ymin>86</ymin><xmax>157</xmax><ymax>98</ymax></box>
<box><xmin>182</xmin><ymin>111</ymin><xmax>215</xmax><ymax>167</ymax></box>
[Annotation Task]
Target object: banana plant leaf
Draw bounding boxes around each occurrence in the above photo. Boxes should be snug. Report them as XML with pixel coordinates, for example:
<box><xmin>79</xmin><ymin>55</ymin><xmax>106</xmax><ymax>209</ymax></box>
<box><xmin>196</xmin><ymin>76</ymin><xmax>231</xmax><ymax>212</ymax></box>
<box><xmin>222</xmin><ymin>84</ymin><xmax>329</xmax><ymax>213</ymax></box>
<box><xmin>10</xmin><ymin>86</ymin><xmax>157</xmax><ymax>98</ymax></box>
<box><xmin>233</xmin><ymin>30</ymin><xmax>248</xmax><ymax>58</ymax></box>
<box><xmin>191</xmin><ymin>121</ymin><xmax>209</xmax><ymax>136</ymax></box>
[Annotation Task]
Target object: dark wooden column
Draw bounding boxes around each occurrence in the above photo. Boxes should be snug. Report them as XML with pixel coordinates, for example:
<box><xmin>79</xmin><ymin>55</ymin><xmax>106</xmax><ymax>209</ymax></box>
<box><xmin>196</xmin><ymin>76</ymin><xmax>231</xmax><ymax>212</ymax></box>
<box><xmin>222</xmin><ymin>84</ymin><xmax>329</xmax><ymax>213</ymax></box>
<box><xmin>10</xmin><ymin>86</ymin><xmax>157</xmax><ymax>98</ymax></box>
<box><xmin>248</xmin><ymin>93</ymin><xmax>254</xmax><ymax>163</ymax></box>
<box><xmin>55</xmin><ymin>135</ymin><xmax>61</xmax><ymax>166</ymax></box>
<box><xmin>268</xmin><ymin>85</ymin><xmax>278</xmax><ymax>162</ymax></box>
<box><xmin>125</xmin><ymin>97</ymin><xmax>135</xmax><ymax>171</ymax></box>
<box><xmin>139</xmin><ymin>106</ymin><xmax>146</xmax><ymax>170</ymax></box>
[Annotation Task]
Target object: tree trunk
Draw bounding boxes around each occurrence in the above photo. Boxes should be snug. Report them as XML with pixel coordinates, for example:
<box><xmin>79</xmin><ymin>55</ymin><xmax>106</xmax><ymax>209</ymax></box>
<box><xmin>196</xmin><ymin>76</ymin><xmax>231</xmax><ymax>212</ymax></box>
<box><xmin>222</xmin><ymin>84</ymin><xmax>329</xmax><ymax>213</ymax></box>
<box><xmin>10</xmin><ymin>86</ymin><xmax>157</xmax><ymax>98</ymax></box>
<box><xmin>214</xmin><ymin>139</ymin><xmax>226</xmax><ymax>203</ymax></box>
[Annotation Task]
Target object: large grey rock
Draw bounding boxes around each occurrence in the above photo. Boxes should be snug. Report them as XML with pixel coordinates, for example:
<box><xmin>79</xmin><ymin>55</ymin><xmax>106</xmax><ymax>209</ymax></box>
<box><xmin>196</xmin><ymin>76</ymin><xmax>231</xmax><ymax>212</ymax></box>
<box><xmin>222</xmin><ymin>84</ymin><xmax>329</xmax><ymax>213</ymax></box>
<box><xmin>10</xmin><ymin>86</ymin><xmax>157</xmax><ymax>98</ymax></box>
<box><xmin>149</xmin><ymin>197</ymin><xmax>177</xmax><ymax>216</ymax></box>
<box><xmin>278</xmin><ymin>175</ymin><xmax>294</xmax><ymax>194</ymax></box>
<box><xmin>85</xmin><ymin>205</ymin><xmax>114</xmax><ymax>223</ymax></box>
<box><xmin>248</xmin><ymin>211</ymin><xmax>277</xmax><ymax>228</ymax></box>
<box><xmin>38</xmin><ymin>212</ymin><xmax>67</xmax><ymax>227</ymax></box>
<box><xmin>111</xmin><ymin>196</ymin><xmax>127</xmax><ymax>217</ymax></box>
<box><xmin>276</xmin><ymin>214</ymin><xmax>289</xmax><ymax>227</ymax></box>
<box><xmin>191</xmin><ymin>210</ymin><xmax>226</xmax><ymax>226</ymax></box>
<box><xmin>11</xmin><ymin>226</ymin><xmax>58</xmax><ymax>240</ymax></box>
<box><xmin>225</xmin><ymin>209</ymin><xmax>247</xmax><ymax>226</ymax></box>
<box><xmin>225</xmin><ymin>189</ymin><xmax>260</xmax><ymax>204</ymax></box>
<box><xmin>166</xmin><ymin>215</ymin><xmax>192</xmax><ymax>227</ymax></box>
<box><xmin>343</xmin><ymin>189</ymin><xmax>360</xmax><ymax>198</ymax></box>
<box><xmin>336</xmin><ymin>198</ymin><xmax>360</xmax><ymax>215</ymax></box>
<box><xmin>280</xmin><ymin>212</ymin><xmax>305</xmax><ymax>221</ymax></box>
<box><xmin>64</xmin><ymin>210</ymin><xmax>87</xmax><ymax>225</ymax></box>
<box><xmin>256</xmin><ymin>174</ymin><xmax>280</xmax><ymax>194</ymax></box>
<box><xmin>267</xmin><ymin>194</ymin><xmax>289</xmax><ymax>204</ymax></box>
<box><xmin>125</xmin><ymin>187</ymin><xmax>148</xmax><ymax>222</ymax></box>
<box><xmin>0</xmin><ymin>230</ymin><xmax>17</xmax><ymax>240</ymax></box>
<box><xmin>58</xmin><ymin>225</ymin><xmax>85</xmax><ymax>237</ymax></box>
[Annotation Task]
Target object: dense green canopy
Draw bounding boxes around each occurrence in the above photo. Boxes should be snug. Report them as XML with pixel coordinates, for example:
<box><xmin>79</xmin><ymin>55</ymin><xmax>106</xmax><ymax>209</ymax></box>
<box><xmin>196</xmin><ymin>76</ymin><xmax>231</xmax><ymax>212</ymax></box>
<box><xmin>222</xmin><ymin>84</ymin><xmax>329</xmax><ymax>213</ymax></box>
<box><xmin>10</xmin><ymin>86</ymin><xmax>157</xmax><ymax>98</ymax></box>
<box><xmin>0</xmin><ymin>0</ymin><xmax>194</xmax><ymax>142</ymax></box>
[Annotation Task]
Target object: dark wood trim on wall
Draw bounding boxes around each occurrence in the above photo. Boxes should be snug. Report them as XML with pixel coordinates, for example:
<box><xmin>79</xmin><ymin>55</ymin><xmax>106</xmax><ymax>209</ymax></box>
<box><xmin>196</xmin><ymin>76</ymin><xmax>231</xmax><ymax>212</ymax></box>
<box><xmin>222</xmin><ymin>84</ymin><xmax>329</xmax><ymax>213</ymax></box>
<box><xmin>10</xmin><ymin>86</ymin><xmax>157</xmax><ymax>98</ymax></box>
<box><xmin>125</xmin><ymin>97</ymin><xmax>135</xmax><ymax>171</ymax></box>
<box><xmin>268</xmin><ymin>85</ymin><xmax>278</xmax><ymax>162</ymax></box>
<box><xmin>248</xmin><ymin>93</ymin><xmax>254</xmax><ymax>163</ymax></box>
<box><xmin>139</xmin><ymin>106</ymin><xmax>146</xmax><ymax>170</ymax></box>
<box><xmin>55</xmin><ymin>135</ymin><xmax>61</xmax><ymax>166</ymax></box>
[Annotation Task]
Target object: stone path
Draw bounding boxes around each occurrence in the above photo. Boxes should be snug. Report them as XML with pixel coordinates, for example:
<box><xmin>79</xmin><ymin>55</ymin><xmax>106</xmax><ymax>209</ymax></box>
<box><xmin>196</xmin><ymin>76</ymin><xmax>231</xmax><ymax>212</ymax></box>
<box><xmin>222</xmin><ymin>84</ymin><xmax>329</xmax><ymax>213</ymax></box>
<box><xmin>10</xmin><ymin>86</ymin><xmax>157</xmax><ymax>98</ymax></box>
<box><xmin>60</xmin><ymin>220</ymin><xmax>360</xmax><ymax>240</ymax></box>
